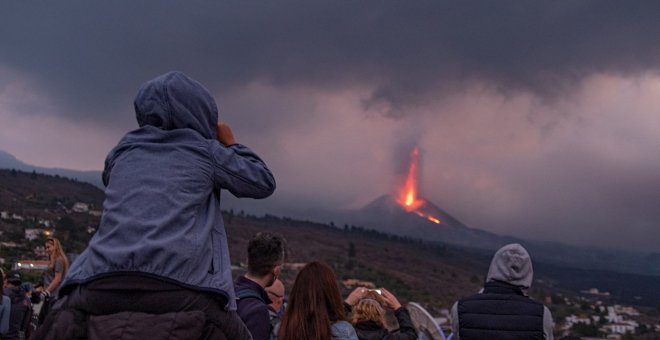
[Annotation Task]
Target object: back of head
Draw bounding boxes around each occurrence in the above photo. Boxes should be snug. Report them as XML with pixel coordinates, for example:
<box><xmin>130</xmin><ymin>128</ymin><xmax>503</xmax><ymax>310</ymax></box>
<box><xmin>247</xmin><ymin>232</ymin><xmax>286</xmax><ymax>277</ymax></box>
<box><xmin>6</xmin><ymin>270</ymin><xmax>22</xmax><ymax>286</ymax></box>
<box><xmin>352</xmin><ymin>298</ymin><xmax>385</xmax><ymax>326</ymax></box>
<box><xmin>486</xmin><ymin>243</ymin><xmax>533</xmax><ymax>289</ymax></box>
<box><xmin>134</xmin><ymin>71</ymin><xmax>218</xmax><ymax>139</ymax></box>
<box><xmin>278</xmin><ymin>261</ymin><xmax>345</xmax><ymax>340</ymax></box>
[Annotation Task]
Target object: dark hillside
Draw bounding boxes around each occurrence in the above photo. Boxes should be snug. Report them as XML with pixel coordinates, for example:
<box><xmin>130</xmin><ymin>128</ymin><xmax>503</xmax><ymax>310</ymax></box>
<box><xmin>2</xmin><ymin>170</ymin><xmax>659</xmax><ymax>314</ymax></box>
<box><xmin>225</xmin><ymin>213</ymin><xmax>508</xmax><ymax>314</ymax></box>
<box><xmin>0</xmin><ymin>169</ymin><xmax>104</xmax><ymax>253</ymax></box>
<box><xmin>0</xmin><ymin>169</ymin><xmax>104</xmax><ymax>214</ymax></box>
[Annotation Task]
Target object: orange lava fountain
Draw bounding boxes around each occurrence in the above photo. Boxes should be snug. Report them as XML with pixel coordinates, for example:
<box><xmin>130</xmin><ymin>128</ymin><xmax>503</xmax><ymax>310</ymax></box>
<box><xmin>397</xmin><ymin>147</ymin><xmax>441</xmax><ymax>224</ymax></box>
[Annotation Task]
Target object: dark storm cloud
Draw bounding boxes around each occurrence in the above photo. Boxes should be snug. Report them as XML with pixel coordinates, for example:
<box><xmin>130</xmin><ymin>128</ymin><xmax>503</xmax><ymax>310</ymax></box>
<box><xmin>506</xmin><ymin>149</ymin><xmax>660</xmax><ymax>250</ymax></box>
<box><xmin>2</xmin><ymin>1</ymin><xmax>660</xmax><ymax>253</ymax></box>
<box><xmin>2</xmin><ymin>1</ymin><xmax>660</xmax><ymax>123</ymax></box>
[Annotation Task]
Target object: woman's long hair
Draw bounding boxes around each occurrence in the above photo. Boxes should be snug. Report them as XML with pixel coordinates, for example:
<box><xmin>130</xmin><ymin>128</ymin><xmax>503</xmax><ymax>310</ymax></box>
<box><xmin>277</xmin><ymin>261</ymin><xmax>346</xmax><ymax>340</ymax></box>
<box><xmin>46</xmin><ymin>238</ymin><xmax>69</xmax><ymax>274</ymax></box>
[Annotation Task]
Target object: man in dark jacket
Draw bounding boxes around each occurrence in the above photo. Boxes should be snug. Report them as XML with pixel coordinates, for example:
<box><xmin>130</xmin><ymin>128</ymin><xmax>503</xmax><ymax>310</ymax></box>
<box><xmin>235</xmin><ymin>232</ymin><xmax>286</xmax><ymax>340</ymax></box>
<box><xmin>451</xmin><ymin>243</ymin><xmax>554</xmax><ymax>340</ymax></box>
<box><xmin>3</xmin><ymin>271</ymin><xmax>32</xmax><ymax>340</ymax></box>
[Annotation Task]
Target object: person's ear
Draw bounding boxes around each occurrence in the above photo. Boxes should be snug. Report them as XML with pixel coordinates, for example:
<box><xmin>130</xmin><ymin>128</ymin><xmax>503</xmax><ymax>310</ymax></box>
<box><xmin>273</xmin><ymin>264</ymin><xmax>282</xmax><ymax>278</ymax></box>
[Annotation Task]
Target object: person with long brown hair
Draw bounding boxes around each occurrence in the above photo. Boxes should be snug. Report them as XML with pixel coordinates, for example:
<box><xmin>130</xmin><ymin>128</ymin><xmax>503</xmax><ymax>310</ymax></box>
<box><xmin>277</xmin><ymin>261</ymin><xmax>358</xmax><ymax>340</ymax></box>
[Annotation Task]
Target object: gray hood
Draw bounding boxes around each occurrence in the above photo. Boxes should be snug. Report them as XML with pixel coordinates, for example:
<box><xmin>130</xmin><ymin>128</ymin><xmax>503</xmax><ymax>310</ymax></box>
<box><xmin>133</xmin><ymin>71</ymin><xmax>218</xmax><ymax>139</ymax></box>
<box><xmin>486</xmin><ymin>243</ymin><xmax>533</xmax><ymax>289</ymax></box>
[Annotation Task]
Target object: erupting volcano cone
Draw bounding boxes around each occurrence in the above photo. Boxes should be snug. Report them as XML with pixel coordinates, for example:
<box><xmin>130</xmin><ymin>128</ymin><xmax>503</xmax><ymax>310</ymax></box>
<box><xmin>395</xmin><ymin>147</ymin><xmax>445</xmax><ymax>225</ymax></box>
<box><xmin>352</xmin><ymin>146</ymin><xmax>514</xmax><ymax>250</ymax></box>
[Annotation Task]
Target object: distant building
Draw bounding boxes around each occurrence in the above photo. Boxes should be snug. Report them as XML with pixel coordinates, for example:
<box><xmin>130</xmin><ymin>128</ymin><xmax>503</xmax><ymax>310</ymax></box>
<box><xmin>283</xmin><ymin>262</ymin><xmax>307</xmax><ymax>271</ymax></box>
<box><xmin>38</xmin><ymin>219</ymin><xmax>52</xmax><ymax>227</ymax></box>
<box><xmin>342</xmin><ymin>278</ymin><xmax>376</xmax><ymax>289</ymax></box>
<box><xmin>1</xmin><ymin>211</ymin><xmax>8</xmax><ymax>219</ymax></box>
<box><xmin>603</xmin><ymin>321</ymin><xmax>638</xmax><ymax>335</ymax></box>
<box><xmin>581</xmin><ymin>288</ymin><xmax>611</xmax><ymax>296</ymax></box>
<box><xmin>565</xmin><ymin>315</ymin><xmax>593</xmax><ymax>327</ymax></box>
<box><xmin>72</xmin><ymin>202</ymin><xmax>89</xmax><ymax>213</ymax></box>
<box><xmin>34</xmin><ymin>246</ymin><xmax>47</xmax><ymax>258</ymax></box>
<box><xmin>614</xmin><ymin>305</ymin><xmax>640</xmax><ymax>317</ymax></box>
<box><xmin>25</xmin><ymin>228</ymin><xmax>44</xmax><ymax>241</ymax></box>
<box><xmin>88</xmin><ymin>210</ymin><xmax>102</xmax><ymax>217</ymax></box>
<box><xmin>14</xmin><ymin>260</ymin><xmax>49</xmax><ymax>271</ymax></box>
<box><xmin>11</xmin><ymin>214</ymin><xmax>24</xmax><ymax>221</ymax></box>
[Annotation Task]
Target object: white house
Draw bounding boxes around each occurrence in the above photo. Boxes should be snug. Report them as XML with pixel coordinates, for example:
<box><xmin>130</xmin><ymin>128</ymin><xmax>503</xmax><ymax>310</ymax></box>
<box><xmin>38</xmin><ymin>219</ymin><xmax>52</xmax><ymax>227</ymax></box>
<box><xmin>72</xmin><ymin>202</ymin><xmax>89</xmax><ymax>213</ymax></box>
<box><xmin>14</xmin><ymin>260</ymin><xmax>49</xmax><ymax>271</ymax></box>
<box><xmin>603</xmin><ymin>321</ymin><xmax>637</xmax><ymax>335</ymax></box>
<box><xmin>25</xmin><ymin>228</ymin><xmax>44</xmax><ymax>241</ymax></box>
<box><xmin>565</xmin><ymin>315</ymin><xmax>593</xmax><ymax>327</ymax></box>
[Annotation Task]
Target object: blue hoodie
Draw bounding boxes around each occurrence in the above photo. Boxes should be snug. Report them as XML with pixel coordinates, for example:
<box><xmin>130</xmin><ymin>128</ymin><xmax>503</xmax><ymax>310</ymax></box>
<box><xmin>62</xmin><ymin>71</ymin><xmax>276</xmax><ymax>310</ymax></box>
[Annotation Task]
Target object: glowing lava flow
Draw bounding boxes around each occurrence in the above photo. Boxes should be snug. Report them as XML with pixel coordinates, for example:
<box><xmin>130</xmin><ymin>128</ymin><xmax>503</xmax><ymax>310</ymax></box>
<box><xmin>397</xmin><ymin>147</ymin><xmax>441</xmax><ymax>224</ymax></box>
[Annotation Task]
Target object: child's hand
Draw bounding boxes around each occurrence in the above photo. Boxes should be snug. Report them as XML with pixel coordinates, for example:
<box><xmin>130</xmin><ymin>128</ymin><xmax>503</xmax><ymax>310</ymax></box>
<box><xmin>216</xmin><ymin>122</ymin><xmax>237</xmax><ymax>146</ymax></box>
<box><xmin>345</xmin><ymin>287</ymin><xmax>367</xmax><ymax>306</ymax></box>
<box><xmin>380</xmin><ymin>288</ymin><xmax>402</xmax><ymax>310</ymax></box>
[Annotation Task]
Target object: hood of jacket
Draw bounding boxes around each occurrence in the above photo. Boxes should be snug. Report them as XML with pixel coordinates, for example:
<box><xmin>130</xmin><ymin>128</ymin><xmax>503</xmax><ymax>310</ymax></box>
<box><xmin>3</xmin><ymin>286</ymin><xmax>26</xmax><ymax>303</ymax></box>
<box><xmin>486</xmin><ymin>243</ymin><xmax>533</xmax><ymax>289</ymax></box>
<box><xmin>134</xmin><ymin>71</ymin><xmax>218</xmax><ymax>139</ymax></box>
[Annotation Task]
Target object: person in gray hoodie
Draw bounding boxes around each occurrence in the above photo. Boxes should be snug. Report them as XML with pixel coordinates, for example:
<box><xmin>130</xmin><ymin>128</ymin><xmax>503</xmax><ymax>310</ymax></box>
<box><xmin>450</xmin><ymin>243</ymin><xmax>554</xmax><ymax>340</ymax></box>
<box><xmin>31</xmin><ymin>71</ymin><xmax>276</xmax><ymax>340</ymax></box>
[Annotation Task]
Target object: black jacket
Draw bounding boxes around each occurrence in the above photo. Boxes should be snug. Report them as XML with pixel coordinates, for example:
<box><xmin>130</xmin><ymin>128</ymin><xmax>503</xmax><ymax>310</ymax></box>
<box><xmin>234</xmin><ymin>276</ymin><xmax>272</xmax><ymax>340</ymax></box>
<box><xmin>457</xmin><ymin>281</ymin><xmax>544</xmax><ymax>340</ymax></box>
<box><xmin>354</xmin><ymin>307</ymin><xmax>417</xmax><ymax>340</ymax></box>
<box><xmin>3</xmin><ymin>287</ymin><xmax>32</xmax><ymax>340</ymax></box>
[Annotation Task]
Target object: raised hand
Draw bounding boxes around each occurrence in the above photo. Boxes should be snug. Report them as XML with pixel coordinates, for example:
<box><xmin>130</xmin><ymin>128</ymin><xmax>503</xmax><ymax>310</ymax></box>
<box><xmin>216</xmin><ymin>122</ymin><xmax>237</xmax><ymax>146</ymax></box>
<box><xmin>380</xmin><ymin>287</ymin><xmax>402</xmax><ymax>310</ymax></box>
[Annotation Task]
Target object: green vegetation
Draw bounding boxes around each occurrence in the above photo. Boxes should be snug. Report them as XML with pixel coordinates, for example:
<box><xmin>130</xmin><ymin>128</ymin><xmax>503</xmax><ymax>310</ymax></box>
<box><xmin>571</xmin><ymin>322</ymin><xmax>602</xmax><ymax>337</ymax></box>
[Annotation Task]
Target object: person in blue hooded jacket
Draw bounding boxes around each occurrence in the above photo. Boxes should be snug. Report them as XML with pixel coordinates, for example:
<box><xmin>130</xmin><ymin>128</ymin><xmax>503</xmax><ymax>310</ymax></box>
<box><xmin>31</xmin><ymin>71</ymin><xmax>276</xmax><ymax>340</ymax></box>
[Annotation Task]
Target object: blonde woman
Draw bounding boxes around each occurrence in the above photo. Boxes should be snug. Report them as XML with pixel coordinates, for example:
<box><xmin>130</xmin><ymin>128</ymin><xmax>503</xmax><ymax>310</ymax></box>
<box><xmin>41</xmin><ymin>238</ymin><xmax>69</xmax><ymax>298</ymax></box>
<box><xmin>36</xmin><ymin>238</ymin><xmax>69</xmax><ymax>324</ymax></box>
<box><xmin>351</xmin><ymin>288</ymin><xmax>417</xmax><ymax>340</ymax></box>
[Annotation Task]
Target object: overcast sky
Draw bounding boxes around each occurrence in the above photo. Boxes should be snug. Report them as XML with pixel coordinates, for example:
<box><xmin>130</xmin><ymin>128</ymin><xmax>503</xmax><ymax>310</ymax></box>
<box><xmin>2</xmin><ymin>1</ymin><xmax>659</xmax><ymax>252</ymax></box>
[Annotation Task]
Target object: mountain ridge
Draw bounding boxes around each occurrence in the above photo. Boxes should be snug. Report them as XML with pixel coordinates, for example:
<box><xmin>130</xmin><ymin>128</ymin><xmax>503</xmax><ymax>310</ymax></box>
<box><xmin>348</xmin><ymin>194</ymin><xmax>660</xmax><ymax>277</ymax></box>
<box><xmin>0</xmin><ymin>149</ymin><xmax>103</xmax><ymax>189</ymax></box>
<box><xmin>1</xmin><ymin>168</ymin><xmax>660</xmax><ymax>309</ymax></box>
<box><xmin>3</xmin><ymin>148</ymin><xmax>660</xmax><ymax>277</ymax></box>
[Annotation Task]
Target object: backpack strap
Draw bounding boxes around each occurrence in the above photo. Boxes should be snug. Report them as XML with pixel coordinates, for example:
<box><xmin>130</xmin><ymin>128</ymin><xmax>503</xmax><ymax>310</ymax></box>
<box><xmin>235</xmin><ymin>289</ymin><xmax>266</xmax><ymax>304</ymax></box>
